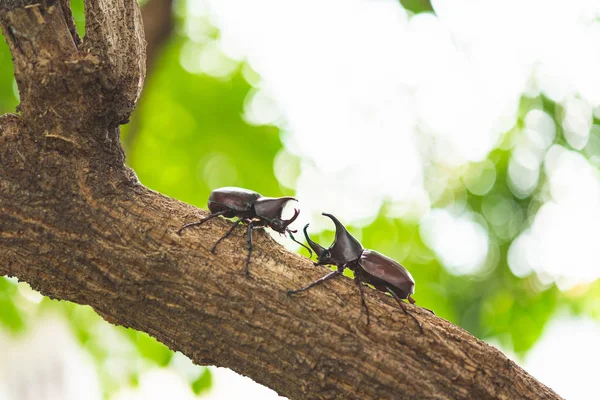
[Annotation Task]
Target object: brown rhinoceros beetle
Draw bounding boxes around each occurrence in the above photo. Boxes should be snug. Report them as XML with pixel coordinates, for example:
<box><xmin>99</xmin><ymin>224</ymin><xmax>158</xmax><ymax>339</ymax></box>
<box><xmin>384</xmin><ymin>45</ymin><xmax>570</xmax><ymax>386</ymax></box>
<box><xmin>178</xmin><ymin>187</ymin><xmax>311</xmax><ymax>275</ymax></box>
<box><xmin>288</xmin><ymin>213</ymin><xmax>431</xmax><ymax>330</ymax></box>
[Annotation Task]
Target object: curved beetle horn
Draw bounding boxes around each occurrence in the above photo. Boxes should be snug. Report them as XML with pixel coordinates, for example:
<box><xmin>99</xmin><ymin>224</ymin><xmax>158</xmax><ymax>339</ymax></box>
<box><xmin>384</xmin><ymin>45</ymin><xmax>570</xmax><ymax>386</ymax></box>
<box><xmin>254</xmin><ymin>196</ymin><xmax>297</xmax><ymax>221</ymax></box>
<box><xmin>303</xmin><ymin>223</ymin><xmax>327</xmax><ymax>259</ymax></box>
<box><xmin>282</xmin><ymin>208</ymin><xmax>300</xmax><ymax>228</ymax></box>
<box><xmin>321</xmin><ymin>213</ymin><xmax>363</xmax><ymax>262</ymax></box>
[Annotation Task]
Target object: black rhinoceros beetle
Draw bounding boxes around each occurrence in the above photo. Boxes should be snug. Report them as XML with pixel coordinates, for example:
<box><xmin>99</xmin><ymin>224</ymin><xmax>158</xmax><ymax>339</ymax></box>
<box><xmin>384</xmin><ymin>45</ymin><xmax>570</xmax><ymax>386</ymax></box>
<box><xmin>178</xmin><ymin>187</ymin><xmax>311</xmax><ymax>275</ymax></box>
<box><xmin>288</xmin><ymin>213</ymin><xmax>431</xmax><ymax>330</ymax></box>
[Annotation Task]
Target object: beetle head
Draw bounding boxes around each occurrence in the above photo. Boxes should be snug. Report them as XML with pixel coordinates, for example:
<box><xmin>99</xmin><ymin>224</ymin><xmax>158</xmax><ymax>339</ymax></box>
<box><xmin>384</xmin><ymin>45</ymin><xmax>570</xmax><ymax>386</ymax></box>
<box><xmin>254</xmin><ymin>197</ymin><xmax>299</xmax><ymax>233</ymax></box>
<box><xmin>270</xmin><ymin>208</ymin><xmax>300</xmax><ymax>233</ymax></box>
<box><xmin>303</xmin><ymin>223</ymin><xmax>331</xmax><ymax>264</ymax></box>
<box><xmin>322</xmin><ymin>213</ymin><xmax>364</xmax><ymax>264</ymax></box>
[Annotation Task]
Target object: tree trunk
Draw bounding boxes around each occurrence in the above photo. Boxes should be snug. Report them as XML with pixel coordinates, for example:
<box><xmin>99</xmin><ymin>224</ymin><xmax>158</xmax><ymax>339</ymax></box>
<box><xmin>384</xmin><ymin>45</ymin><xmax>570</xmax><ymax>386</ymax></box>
<box><xmin>0</xmin><ymin>0</ymin><xmax>561</xmax><ymax>399</ymax></box>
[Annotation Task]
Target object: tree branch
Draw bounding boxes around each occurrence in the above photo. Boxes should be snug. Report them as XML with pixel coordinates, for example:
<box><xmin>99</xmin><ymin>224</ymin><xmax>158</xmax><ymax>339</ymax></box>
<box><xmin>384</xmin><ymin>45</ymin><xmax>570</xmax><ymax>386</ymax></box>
<box><xmin>141</xmin><ymin>0</ymin><xmax>173</xmax><ymax>72</ymax></box>
<box><xmin>82</xmin><ymin>0</ymin><xmax>146</xmax><ymax>121</ymax></box>
<box><xmin>0</xmin><ymin>0</ymin><xmax>561</xmax><ymax>399</ymax></box>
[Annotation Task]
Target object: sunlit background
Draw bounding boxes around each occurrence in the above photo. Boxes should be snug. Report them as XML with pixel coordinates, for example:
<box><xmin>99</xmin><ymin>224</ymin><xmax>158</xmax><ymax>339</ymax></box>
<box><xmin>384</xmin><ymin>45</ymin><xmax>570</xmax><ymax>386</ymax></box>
<box><xmin>1</xmin><ymin>0</ymin><xmax>600</xmax><ymax>398</ymax></box>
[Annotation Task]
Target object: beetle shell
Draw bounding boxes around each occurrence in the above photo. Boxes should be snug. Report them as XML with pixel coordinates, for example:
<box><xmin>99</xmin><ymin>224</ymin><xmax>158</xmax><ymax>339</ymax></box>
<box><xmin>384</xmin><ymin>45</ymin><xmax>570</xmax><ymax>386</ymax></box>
<box><xmin>358</xmin><ymin>250</ymin><xmax>415</xmax><ymax>299</ymax></box>
<box><xmin>254</xmin><ymin>196</ymin><xmax>297</xmax><ymax>221</ymax></box>
<box><xmin>207</xmin><ymin>187</ymin><xmax>261</xmax><ymax>217</ymax></box>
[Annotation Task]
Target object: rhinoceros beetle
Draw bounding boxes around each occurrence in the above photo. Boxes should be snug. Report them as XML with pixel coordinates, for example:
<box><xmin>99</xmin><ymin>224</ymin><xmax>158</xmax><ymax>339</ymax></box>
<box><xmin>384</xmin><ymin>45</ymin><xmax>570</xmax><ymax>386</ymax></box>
<box><xmin>288</xmin><ymin>213</ymin><xmax>431</xmax><ymax>331</ymax></box>
<box><xmin>177</xmin><ymin>187</ymin><xmax>311</xmax><ymax>275</ymax></box>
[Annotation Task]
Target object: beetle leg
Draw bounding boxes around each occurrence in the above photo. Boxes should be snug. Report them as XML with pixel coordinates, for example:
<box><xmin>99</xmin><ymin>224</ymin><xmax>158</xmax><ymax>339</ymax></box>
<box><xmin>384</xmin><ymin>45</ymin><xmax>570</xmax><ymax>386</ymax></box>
<box><xmin>287</xmin><ymin>268</ymin><xmax>344</xmax><ymax>295</ymax></box>
<box><xmin>177</xmin><ymin>210</ymin><xmax>229</xmax><ymax>235</ymax></box>
<box><xmin>210</xmin><ymin>218</ymin><xmax>244</xmax><ymax>253</ymax></box>
<box><xmin>388</xmin><ymin>288</ymin><xmax>423</xmax><ymax>334</ymax></box>
<box><xmin>244</xmin><ymin>220</ymin><xmax>257</xmax><ymax>276</ymax></box>
<box><xmin>354</xmin><ymin>274</ymin><xmax>371</xmax><ymax>326</ymax></box>
<box><xmin>408</xmin><ymin>295</ymin><xmax>435</xmax><ymax>314</ymax></box>
<box><xmin>287</xmin><ymin>229</ymin><xmax>313</xmax><ymax>257</ymax></box>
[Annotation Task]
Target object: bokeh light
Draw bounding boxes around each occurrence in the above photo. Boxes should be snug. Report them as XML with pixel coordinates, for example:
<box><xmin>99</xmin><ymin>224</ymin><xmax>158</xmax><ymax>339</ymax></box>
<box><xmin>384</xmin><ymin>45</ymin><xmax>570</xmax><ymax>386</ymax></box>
<box><xmin>420</xmin><ymin>209</ymin><xmax>489</xmax><ymax>275</ymax></box>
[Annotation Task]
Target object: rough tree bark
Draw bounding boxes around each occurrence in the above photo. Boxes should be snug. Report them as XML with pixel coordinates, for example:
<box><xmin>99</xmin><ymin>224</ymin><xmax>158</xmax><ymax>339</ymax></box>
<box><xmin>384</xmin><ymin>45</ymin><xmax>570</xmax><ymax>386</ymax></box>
<box><xmin>0</xmin><ymin>0</ymin><xmax>561</xmax><ymax>399</ymax></box>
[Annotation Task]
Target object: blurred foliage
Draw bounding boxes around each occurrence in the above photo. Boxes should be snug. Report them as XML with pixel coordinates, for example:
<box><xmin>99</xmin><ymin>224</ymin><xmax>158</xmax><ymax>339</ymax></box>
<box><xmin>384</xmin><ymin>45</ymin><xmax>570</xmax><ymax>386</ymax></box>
<box><xmin>191</xmin><ymin>368</ymin><xmax>213</xmax><ymax>395</ymax></box>
<box><xmin>126</xmin><ymin>37</ymin><xmax>282</xmax><ymax>206</ymax></box>
<box><xmin>0</xmin><ymin>278</ymin><xmax>25</xmax><ymax>333</ymax></box>
<box><xmin>0</xmin><ymin>32</ymin><xmax>17</xmax><ymax>113</ymax></box>
<box><xmin>399</xmin><ymin>0</ymin><xmax>433</xmax><ymax>14</ymax></box>
<box><xmin>1</xmin><ymin>0</ymin><xmax>600</xmax><ymax>398</ymax></box>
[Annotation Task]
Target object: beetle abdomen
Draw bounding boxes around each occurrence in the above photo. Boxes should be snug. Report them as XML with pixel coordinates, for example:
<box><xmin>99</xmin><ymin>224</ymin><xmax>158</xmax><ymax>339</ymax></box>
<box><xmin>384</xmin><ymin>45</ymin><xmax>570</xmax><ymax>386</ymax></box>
<box><xmin>208</xmin><ymin>187</ymin><xmax>261</xmax><ymax>215</ymax></box>
<box><xmin>358</xmin><ymin>250</ymin><xmax>415</xmax><ymax>299</ymax></box>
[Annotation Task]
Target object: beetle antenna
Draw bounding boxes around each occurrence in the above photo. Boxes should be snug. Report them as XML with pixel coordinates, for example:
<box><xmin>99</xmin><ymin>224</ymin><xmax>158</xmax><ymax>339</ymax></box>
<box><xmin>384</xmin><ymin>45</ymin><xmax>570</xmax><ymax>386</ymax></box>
<box><xmin>287</xmin><ymin>229</ymin><xmax>313</xmax><ymax>257</ymax></box>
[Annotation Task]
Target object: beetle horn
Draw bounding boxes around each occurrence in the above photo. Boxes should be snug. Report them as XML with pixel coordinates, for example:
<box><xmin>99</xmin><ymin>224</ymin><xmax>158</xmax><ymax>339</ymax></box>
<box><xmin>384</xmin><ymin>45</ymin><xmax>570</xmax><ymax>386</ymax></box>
<box><xmin>283</xmin><ymin>207</ymin><xmax>300</xmax><ymax>228</ymax></box>
<box><xmin>321</xmin><ymin>213</ymin><xmax>363</xmax><ymax>261</ymax></box>
<box><xmin>322</xmin><ymin>213</ymin><xmax>352</xmax><ymax>240</ymax></box>
<box><xmin>303</xmin><ymin>223</ymin><xmax>327</xmax><ymax>259</ymax></box>
<box><xmin>254</xmin><ymin>196</ymin><xmax>297</xmax><ymax>221</ymax></box>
